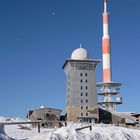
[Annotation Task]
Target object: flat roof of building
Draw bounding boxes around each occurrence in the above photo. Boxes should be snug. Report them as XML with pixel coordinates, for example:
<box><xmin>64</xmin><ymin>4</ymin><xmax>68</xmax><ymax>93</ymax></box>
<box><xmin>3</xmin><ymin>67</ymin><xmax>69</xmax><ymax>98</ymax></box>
<box><xmin>29</xmin><ymin>107</ymin><xmax>62</xmax><ymax>112</ymax></box>
<box><xmin>62</xmin><ymin>59</ymin><xmax>101</xmax><ymax>69</ymax></box>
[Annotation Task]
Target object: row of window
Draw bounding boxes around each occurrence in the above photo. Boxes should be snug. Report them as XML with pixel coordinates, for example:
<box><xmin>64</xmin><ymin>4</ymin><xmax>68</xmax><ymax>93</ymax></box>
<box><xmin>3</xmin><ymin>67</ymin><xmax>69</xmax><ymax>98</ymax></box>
<box><xmin>73</xmin><ymin>62</ymin><xmax>94</xmax><ymax>70</ymax></box>
<box><xmin>80</xmin><ymin>93</ymin><xmax>88</xmax><ymax>96</ymax></box>
<box><xmin>80</xmin><ymin>73</ymin><xmax>88</xmax><ymax>77</ymax></box>
<box><xmin>81</xmin><ymin>99</ymin><xmax>88</xmax><ymax>103</ymax></box>
<box><xmin>68</xmin><ymin>87</ymin><xmax>88</xmax><ymax>92</ymax></box>
<box><xmin>68</xmin><ymin>72</ymin><xmax>88</xmax><ymax>80</ymax></box>
<box><xmin>80</xmin><ymin>79</ymin><xmax>88</xmax><ymax>83</ymax></box>
<box><xmin>68</xmin><ymin>79</ymin><xmax>88</xmax><ymax>85</ymax></box>
<box><xmin>80</xmin><ymin>118</ymin><xmax>92</xmax><ymax>123</ymax></box>
<box><xmin>81</xmin><ymin>112</ymin><xmax>89</xmax><ymax>117</ymax></box>
<box><xmin>80</xmin><ymin>86</ymin><xmax>88</xmax><ymax>90</ymax></box>
<box><xmin>67</xmin><ymin>86</ymin><xmax>88</xmax><ymax>92</ymax></box>
<box><xmin>80</xmin><ymin>106</ymin><xmax>88</xmax><ymax>110</ymax></box>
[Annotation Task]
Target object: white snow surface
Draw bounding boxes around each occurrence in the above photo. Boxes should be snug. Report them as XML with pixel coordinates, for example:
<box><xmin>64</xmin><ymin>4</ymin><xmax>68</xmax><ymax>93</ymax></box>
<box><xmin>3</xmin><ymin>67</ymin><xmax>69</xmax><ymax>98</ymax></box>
<box><xmin>1</xmin><ymin>116</ymin><xmax>140</xmax><ymax>140</ymax></box>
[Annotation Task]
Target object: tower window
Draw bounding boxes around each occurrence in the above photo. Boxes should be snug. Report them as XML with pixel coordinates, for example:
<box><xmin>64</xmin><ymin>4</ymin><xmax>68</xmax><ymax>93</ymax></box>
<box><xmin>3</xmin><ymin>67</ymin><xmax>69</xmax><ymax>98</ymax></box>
<box><xmin>80</xmin><ymin>73</ymin><xmax>83</xmax><ymax>76</ymax></box>
<box><xmin>85</xmin><ymin>86</ymin><xmax>88</xmax><ymax>90</ymax></box>
<box><xmin>86</xmin><ymin>106</ymin><xmax>88</xmax><ymax>109</ymax></box>
<box><xmin>85</xmin><ymin>79</ymin><xmax>88</xmax><ymax>83</ymax></box>
<box><xmin>81</xmin><ymin>113</ymin><xmax>83</xmax><ymax>116</ymax></box>
<box><xmin>80</xmin><ymin>79</ymin><xmax>83</xmax><ymax>83</ymax></box>
<box><xmin>81</xmin><ymin>106</ymin><xmax>83</xmax><ymax>110</ymax></box>
<box><xmin>67</xmin><ymin>101</ymin><xmax>69</xmax><ymax>105</ymax></box>
<box><xmin>85</xmin><ymin>93</ymin><xmax>88</xmax><ymax>96</ymax></box>
<box><xmin>81</xmin><ymin>99</ymin><xmax>83</xmax><ymax>103</ymax></box>
<box><xmin>80</xmin><ymin>86</ymin><xmax>83</xmax><ymax>90</ymax></box>
<box><xmin>86</xmin><ymin>113</ymin><xmax>88</xmax><ymax>116</ymax></box>
<box><xmin>86</xmin><ymin>99</ymin><xmax>88</xmax><ymax>103</ymax></box>
<box><xmin>81</xmin><ymin>93</ymin><xmax>83</xmax><ymax>96</ymax></box>
<box><xmin>85</xmin><ymin>73</ymin><xmax>88</xmax><ymax>76</ymax></box>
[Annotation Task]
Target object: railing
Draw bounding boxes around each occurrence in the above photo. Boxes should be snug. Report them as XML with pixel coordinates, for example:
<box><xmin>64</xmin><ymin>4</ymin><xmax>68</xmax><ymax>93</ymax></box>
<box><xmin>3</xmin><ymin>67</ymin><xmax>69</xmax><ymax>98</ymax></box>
<box><xmin>0</xmin><ymin>121</ymin><xmax>67</xmax><ymax>133</ymax></box>
<box><xmin>98</xmin><ymin>98</ymin><xmax>122</xmax><ymax>104</ymax></box>
<box><xmin>98</xmin><ymin>88</ymin><xmax>119</xmax><ymax>94</ymax></box>
<box><xmin>75</xmin><ymin>125</ymin><xmax>92</xmax><ymax>131</ymax></box>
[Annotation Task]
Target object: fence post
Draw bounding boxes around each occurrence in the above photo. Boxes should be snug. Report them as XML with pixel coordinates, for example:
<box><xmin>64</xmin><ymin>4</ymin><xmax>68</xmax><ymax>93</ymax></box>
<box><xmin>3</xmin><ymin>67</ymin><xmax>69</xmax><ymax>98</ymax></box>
<box><xmin>0</xmin><ymin>124</ymin><xmax>5</xmax><ymax>134</ymax></box>
<box><xmin>65</xmin><ymin>121</ymin><xmax>67</xmax><ymax>127</ymax></box>
<box><xmin>90</xmin><ymin>125</ymin><xmax>92</xmax><ymax>131</ymax></box>
<box><xmin>37</xmin><ymin>123</ymin><xmax>40</xmax><ymax>133</ymax></box>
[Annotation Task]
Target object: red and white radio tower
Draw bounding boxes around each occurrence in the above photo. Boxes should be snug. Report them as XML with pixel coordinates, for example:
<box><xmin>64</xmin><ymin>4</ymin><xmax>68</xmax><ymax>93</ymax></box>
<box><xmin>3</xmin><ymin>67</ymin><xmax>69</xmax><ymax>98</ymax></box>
<box><xmin>102</xmin><ymin>0</ymin><xmax>111</xmax><ymax>82</ymax></box>
<box><xmin>97</xmin><ymin>0</ymin><xmax>123</xmax><ymax>112</ymax></box>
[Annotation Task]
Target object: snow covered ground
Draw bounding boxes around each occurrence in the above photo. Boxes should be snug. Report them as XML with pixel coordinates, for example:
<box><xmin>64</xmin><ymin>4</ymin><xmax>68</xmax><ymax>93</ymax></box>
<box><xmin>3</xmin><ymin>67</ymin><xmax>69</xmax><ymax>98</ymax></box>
<box><xmin>1</xmin><ymin>116</ymin><xmax>140</xmax><ymax>140</ymax></box>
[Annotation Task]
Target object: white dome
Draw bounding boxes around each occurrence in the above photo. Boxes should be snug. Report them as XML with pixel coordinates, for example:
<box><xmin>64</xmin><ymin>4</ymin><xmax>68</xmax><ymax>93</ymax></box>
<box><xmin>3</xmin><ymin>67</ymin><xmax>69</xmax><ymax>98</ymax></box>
<box><xmin>40</xmin><ymin>105</ymin><xmax>45</xmax><ymax>108</ymax></box>
<box><xmin>71</xmin><ymin>48</ymin><xmax>90</xmax><ymax>60</ymax></box>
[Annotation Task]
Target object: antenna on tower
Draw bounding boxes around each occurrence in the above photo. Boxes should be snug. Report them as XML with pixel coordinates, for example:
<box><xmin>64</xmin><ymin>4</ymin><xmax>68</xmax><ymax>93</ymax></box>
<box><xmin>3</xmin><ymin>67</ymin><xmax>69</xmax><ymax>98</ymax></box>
<box><xmin>80</xmin><ymin>43</ymin><xmax>82</xmax><ymax>48</ymax></box>
<box><xmin>104</xmin><ymin>0</ymin><xmax>107</xmax><ymax>13</ymax></box>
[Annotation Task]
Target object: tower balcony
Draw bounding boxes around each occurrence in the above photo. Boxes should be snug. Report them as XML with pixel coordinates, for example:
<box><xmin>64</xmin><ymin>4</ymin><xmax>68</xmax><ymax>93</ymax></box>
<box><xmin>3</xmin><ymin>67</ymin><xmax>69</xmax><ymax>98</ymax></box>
<box><xmin>97</xmin><ymin>82</ymin><xmax>122</xmax><ymax>87</ymax></box>
<box><xmin>98</xmin><ymin>97</ymin><xmax>123</xmax><ymax>105</ymax></box>
<box><xmin>98</xmin><ymin>88</ymin><xmax>120</xmax><ymax>95</ymax></box>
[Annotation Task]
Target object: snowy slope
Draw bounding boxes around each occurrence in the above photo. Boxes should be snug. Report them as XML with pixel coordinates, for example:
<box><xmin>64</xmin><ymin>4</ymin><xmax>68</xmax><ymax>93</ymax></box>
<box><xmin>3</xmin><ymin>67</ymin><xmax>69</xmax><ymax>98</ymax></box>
<box><xmin>0</xmin><ymin>124</ymin><xmax>14</xmax><ymax>140</ymax></box>
<box><xmin>1</xmin><ymin>116</ymin><xmax>140</xmax><ymax>140</ymax></box>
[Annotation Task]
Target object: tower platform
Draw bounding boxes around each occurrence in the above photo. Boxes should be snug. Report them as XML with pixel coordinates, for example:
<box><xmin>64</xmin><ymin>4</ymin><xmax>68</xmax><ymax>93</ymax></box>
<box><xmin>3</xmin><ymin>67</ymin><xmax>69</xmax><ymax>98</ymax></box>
<box><xmin>97</xmin><ymin>82</ymin><xmax>122</xmax><ymax>87</ymax></box>
<box><xmin>97</xmin><ymin>81</ymin><xmax>123</xmax><ymax>112</ymax></box>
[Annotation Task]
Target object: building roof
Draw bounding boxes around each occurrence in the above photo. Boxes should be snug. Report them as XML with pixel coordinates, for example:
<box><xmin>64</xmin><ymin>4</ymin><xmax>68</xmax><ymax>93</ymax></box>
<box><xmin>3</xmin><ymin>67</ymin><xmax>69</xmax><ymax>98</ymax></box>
<box><xmin>71</xmin><ymin>48</ymin><xmax>90</xmax><ymax>60</ymax></box>
<box><xmin>29</xmin><ymin>107</ymin><xmax>62</xmax><ymax>112</ymax></box>
<box><xmin>112</xmin><ymin>112</ymin><xmax>136</xmax><ymax>124</ymax></box>
<box><xmin>62</xmin><ymin>59</ymin><xmax>101</xmax><ymax>69</ymax></box>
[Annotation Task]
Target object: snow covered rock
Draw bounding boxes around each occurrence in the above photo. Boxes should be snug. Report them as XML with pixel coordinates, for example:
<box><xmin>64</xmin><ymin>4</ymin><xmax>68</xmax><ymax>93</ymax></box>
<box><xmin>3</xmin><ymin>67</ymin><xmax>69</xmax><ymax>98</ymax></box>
<box><xmin>0</xmin><ymin>116</ymin><xmax>140</xmax><ymax>140</ymax></box>
<box><xmin>29</xmin><ymin>125</ymin><xmax>140</xmax><ymax>140</ymax></box>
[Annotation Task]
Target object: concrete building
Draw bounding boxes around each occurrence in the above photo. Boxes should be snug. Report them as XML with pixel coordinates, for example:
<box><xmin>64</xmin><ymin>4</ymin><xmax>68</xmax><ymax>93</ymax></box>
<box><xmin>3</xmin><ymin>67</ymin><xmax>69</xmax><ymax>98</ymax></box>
<box><xmin>132</xmin><ymin>113</ymin><xmax>140</xmax><ymax>125</ymax></box>
<box><xmin>27</xmin><ymin>106</ymin><xmax>62</xmax><ymax>127</ymax></box>
<box><xmin>98</xmin><ymin>108</ymin><xmax>140</xmax><ymax>127</ymax></box>
<box><xmin>62</xmin><ymin>47</ymin><xmax>100</xmax><ymax>123</ymax></box>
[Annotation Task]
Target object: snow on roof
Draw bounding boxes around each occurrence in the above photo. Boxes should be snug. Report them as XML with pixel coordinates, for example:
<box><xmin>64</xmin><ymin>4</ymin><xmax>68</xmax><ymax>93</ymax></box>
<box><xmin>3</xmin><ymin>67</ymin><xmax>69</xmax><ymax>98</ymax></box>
<box><xmin>112</xmin><ymin>112</ymin><xmax>136</xmax><ymax>124</ymax></box>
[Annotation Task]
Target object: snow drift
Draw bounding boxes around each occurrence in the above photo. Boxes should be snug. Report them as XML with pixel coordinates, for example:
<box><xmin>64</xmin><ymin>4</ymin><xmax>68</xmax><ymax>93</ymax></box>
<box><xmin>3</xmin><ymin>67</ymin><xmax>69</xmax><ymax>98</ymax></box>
<box><xmin>30</xmin><ymin>124</ymin><xmax>140</xmax><ymax>140</ymax></box>
<box><xmin>1</xmin><ymin>116</ymin><xmax>140</xmax><ymax>140</ymax></box>
<box><xmin>0</xmin><ymin>124</ymin><xmax>15</xmax><ymax>140</ymax></box>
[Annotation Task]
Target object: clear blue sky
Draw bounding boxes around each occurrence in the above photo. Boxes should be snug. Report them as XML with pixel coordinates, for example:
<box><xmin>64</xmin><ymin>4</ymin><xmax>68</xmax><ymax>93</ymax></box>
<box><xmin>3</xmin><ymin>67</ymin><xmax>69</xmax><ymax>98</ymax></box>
<box><xmin>0</xmin><ymin>0</ymin><xmax>140</xmax><ymax>118</ymax></box>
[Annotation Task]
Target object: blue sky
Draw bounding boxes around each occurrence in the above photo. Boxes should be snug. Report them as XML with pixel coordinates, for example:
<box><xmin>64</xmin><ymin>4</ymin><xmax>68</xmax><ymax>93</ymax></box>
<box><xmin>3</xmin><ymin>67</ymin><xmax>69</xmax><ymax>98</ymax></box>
<box><xmin>0</xmin><ymin>0</ymin><xmax>140</xmax><ymax>118</ymax></box>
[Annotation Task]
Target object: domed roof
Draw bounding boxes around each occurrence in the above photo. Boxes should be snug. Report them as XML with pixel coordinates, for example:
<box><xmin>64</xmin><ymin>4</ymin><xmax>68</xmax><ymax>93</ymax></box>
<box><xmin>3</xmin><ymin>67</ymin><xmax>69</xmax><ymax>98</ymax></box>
<box><xmin>71</xmin><ymin>48</ymin><xmax>90</xmax><ymax>60</ymax></box>
<box><xmin>40</xmin><ymin>105</ymin><xmax>45</xmax><ymax>108</ymax></box>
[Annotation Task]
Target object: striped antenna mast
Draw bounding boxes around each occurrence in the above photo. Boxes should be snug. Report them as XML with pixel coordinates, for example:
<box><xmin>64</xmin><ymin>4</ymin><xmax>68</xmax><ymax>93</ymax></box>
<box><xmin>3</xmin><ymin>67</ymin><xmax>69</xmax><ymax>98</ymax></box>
<box><xmin>102</xmin><ymin>0</ymin><xmax>111</xmax><ymax>82</ymax></box>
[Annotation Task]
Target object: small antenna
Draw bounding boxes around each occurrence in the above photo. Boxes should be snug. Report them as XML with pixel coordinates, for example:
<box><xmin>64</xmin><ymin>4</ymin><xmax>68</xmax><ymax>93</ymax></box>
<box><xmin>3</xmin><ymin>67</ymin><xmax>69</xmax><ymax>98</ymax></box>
<box><xmin>80</xmin><ymin>43</ymin><xmax>82</xmax><ymax>48</ymax></box>
<box><xmin>104</xmin><ymin>0</ymin><xmax>107</xmax><ymax>12</ymax></box>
